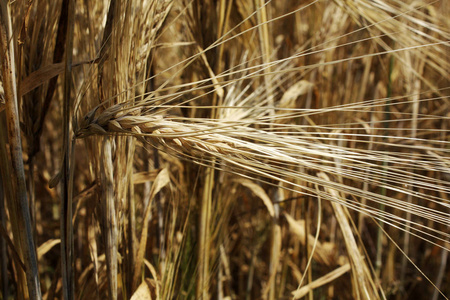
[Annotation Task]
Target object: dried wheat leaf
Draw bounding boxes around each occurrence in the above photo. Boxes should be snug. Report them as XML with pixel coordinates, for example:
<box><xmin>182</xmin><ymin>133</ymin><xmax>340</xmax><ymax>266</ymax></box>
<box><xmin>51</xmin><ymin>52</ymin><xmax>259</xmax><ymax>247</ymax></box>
<box><xmin>292</xmin><ymin>264</ymin><xmax>351</xmax><ymax>299</ymax></box>
<box><xmin>317</xmin><ymin>172</ymin><xmax>378</xmax><ymax>299</ymax></box>
<box><xmin>279</xmin><ymin>80</ymin><xmax>314</xmax><ymax>109</ymax></box>
<box><xmin>143</xmin><ymin>259</ymin><xmax>161</xmax><ymax>297</ymax></box>
<box><xmin>0</xmin><ymin>221</ymin><xmax>25</xmax><ymax>271</ymax></box>
<box><xmin>37</xmin><ymin>239</ymin><xmax>60</xmax><ymax>261</ymax></box>
<box><xmin>198</xmin><ymin>45</ymin><xmax>224</xmax><ymax>99</ymax></box>
<box><xmin>148</xmin><ymin>168</ymin><xmax>170</xmax><ymax>200</ymax></box>
<box><xmin>262</xmin><ymin>223</ymin><xmax>282</xmax><ymax>298</ymax></box>
<box><xmin>285</xmin><ymin>213</ymin><xmax>307</xmax><ymax>242</ymax></box>
<box><xmin>285</xmin><ymin>213</ymin><xmax>334</xmax><ymax>266</ymax></box>
<box><xmin>87</xmin><ymin>215</ymin><xmax>99</xmax><ymax>290</ymax></box>
<box><xmin>20</xmin><ymin>63</ymin><xmax>64</xmax><ymax>96</ymax></box>
<box><xmin>133</xmin><ymin>168</ymin><xmax>170</xmax><ymax>290</ymax></box>
<box><xmin>239</xmin><ymin>179</ymin><xmax>275</xmax><ymax>218</ymax></box>
<box><xmin>132</xmin><ymin>170</ymin><xmax>160</xmax><ymax>184</ymax></box>
<box><xmin>130</xmin><ymin>279</ymin><xmax>157</xmax><ymax>300</ymax></box>
<box><xmin>0</xmin><ymin>2</ymin><xmax>41</xmax><ymax>296</ymax></box>
<box><xmin>20</xmin><ymin>60</ymin><xmax>90</xmax><ymax>97</ymax></box>
<box><xmin>72</xmin><ymin>182</ymin><xmax>99</xmax><ymax>223</ymax></box>
<box><xmin>49</xmin><ymin>170</ymin><xmax>62</xmax><ymax>188</ymax></box>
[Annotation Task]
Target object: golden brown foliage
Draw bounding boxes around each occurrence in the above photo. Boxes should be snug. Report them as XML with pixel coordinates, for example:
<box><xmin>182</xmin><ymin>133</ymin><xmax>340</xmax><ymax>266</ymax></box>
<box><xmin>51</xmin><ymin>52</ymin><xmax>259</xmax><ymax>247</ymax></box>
<box><xmin>0</xmin><ymin>0</ymin><xmax>449</xmax><ymax>299</ymax></box>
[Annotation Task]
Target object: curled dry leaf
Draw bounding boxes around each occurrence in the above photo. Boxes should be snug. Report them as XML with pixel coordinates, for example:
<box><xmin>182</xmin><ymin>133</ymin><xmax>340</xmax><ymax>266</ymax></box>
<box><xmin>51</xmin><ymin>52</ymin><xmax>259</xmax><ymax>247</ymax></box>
<box><xmin>19</xmin><ymin>60</ymin><xmax>91</xmax><ymax>97</ymax></box>
<box><xmin>132</xmin><ymin>169</ymin><xmax>160</xmax><ymax>185</ymax></box>
<box><xmin>130</xmin><ymin>279</ymin><xmax>157</xmax><ymax>300</ymax></box>
<box><xmin>284</xmin><ymin>212</ymin><xmax>334</xmax><ymax>266</ymax></box>
<box><xmin>238</xmin><ymin>179</ymin><xmax>275</xmax><ymax>218</ymax></box>
<box><xmin>292</xmin><ymin>264</ymin><xmax>351</xmax><ymax>299</ymax></box>
<box><xmin>279</xmin><ymin>80</ymin><xmax>315</xmax><ymax>109</ymax></box>
<box><xmin>37</xmin><ymin>239</ymin><xmax>60</xmax><ymax>261</ymax></box>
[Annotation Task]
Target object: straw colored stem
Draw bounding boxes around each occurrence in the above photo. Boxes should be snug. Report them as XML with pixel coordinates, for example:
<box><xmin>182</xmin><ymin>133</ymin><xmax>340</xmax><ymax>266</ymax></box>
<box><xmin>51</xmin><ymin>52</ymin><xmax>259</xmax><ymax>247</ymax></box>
<box><xmin>0</xmin><ymin>114</ymin><xmax>28</xmax><ymax>298</ymax></box>
<box><xmin>101</xmin><ymin>138</ymin><xmax>118</xmax><ymax>300</ymax></box>
<box><xmin>60</xmin><ymin>0</ymin><xmax>76</xmax><ymax>298</ymax></box>
<box><xmin>0</xmin><ymin>2</ymin><xmax>42</xmax><ymax>298</ymax></box>
<box><xmin>196</xmin><ymin>165</ymin><xmax>214</xmax><ymax>300</ymax></box>
<box><xmin>0</xmin><ymin>171</ymin><xmax>9</xmax><ymax>300</ymax></box>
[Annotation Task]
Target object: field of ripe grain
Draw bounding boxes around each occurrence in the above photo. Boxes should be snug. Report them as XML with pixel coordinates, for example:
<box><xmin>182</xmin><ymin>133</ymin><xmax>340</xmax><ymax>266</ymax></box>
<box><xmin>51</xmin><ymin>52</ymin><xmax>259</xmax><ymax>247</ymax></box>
<box><xmin>0</xmin><ymin>1</ymin><xmax>449</xmax><ymax>299</ymax></box>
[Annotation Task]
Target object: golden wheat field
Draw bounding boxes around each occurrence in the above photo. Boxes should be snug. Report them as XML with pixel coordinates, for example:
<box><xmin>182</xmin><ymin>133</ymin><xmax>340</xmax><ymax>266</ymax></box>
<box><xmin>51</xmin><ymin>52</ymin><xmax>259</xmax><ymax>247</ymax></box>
<box><xmin>0</xmin><ymin>0</ymin><xmax>449</xmax><ymax>299</ymax></box>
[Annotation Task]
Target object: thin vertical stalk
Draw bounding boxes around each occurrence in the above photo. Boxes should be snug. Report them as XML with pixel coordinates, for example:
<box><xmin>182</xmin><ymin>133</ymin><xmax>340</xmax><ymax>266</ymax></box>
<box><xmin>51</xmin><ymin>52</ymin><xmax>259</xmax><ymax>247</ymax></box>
<box><xmin>400</xmin><ymin>60</ymin><xmax>424</xmax><ymax>291</ymax></box>
<box><xmin>265</xmin><ymin>188</ymin><xmax>281</xmax><ymax>300</ymax></box>
<box><xmin>28</xmin><ymin>157</ymin><xmax>36</xmax><ymax>241</ymax></box>
<box><xmin>432</xmin><ymin>104</ymin><xmax>449</xmax><ymax>300</ymax></box>
<box><xmin>197</xmin><ymin>166</ymin><xmax>213</xmax><ymax>300</ymax></box>
<box><xmin>218</xmin><ymin>252</ymin><xmax>224</xmax><ymax>300</ymax></box>
<box><xmin>18</xmin><ymin>1</ymin><xmax>35</xmax><ymax>242</ymax></box>
<box><xmin>60</xmin><ymin>0</ymin><xmax>75</xmax><ymax>298</ymax></box>
<box><xmin>101</xmin><ymin>138</ymin><xmax>118</xmax><ymax>300</ymax></box>
<box><xmin>96</xmin><ymin>1</ymin><xmax>118</xmax><ymax>298</ymax></box>
<box><xmin>154</xmin><ymin>148</ymin><xmax>166</xmax><ymax>274</ymax></box>
<box><xmin>0</xmin><ymin>171</ymin><xmax>8</xmax><ymax>300</ymax></box>
<box><xmin>253</xmin><ymin>0</ymin><xmax>276</xmax><ymax>136</ymax></box>
<box><xmin>254</xmin><ymin>0</ymin><xmax>274</xmax><ymax>112</ymax></box>
<box><xmin>97</xmin><ymin>0</ymin><xmax>116</xmax><ymax>86</ymax></box>
<box><xmin>0</xmin><ymin>113</ymin><xmax>28</xmax><ymax>298</ymax></box>
<box><xmin>358</xmin><ymin>50</ymin><xmax>374</xmax><ymax>234</ymax></box>
<box><xmin>375</xmin><ymin>54</ymin><xmax>394</xmax><ymax>277</ymax></box>
<box><xmin>30</xmin><ymin>0</ymin><xmax>70</xmax><ymax>162</ymax></box>
<box><xmin>125</xmin><ymin>137</ymin><xmax>136</xmax><ymax>298</ymax></box>
<box><xmin>245</xmin><ymin>250</ymin><xmax>256</xmax><ymax>300</ymax></box>
<box><xmin>254</xmin><ymin>4</ymin><xmax>281</xmax><ymax>298</ymax></box>
<box><xmin>431</xmin><ymin>243</ymin><xmax>448</xmax><ymax>300</ymax></box>
<box><xmin>0</xmin><ymin>2</ymin><xmax>42</xmax><ymax>298</ymax></box>
<box><xmin>305</xmin><ymin>196</ymin><xmax>313</xmax><ymax>300</ymax></box>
